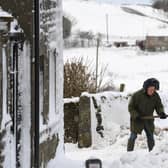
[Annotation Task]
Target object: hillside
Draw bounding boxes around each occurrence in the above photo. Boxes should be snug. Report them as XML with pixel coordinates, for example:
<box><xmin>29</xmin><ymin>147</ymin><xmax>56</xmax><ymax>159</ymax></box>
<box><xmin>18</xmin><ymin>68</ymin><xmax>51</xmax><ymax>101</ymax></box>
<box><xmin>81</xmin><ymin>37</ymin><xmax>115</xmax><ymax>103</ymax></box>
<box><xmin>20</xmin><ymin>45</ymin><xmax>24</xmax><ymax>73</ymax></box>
<box><xmin>63</xmin><ymin>0</ymin><xmax>168</xmax><ymax>92</ymax></box>
<box><xmin>63</xmin><ymin>0</ymin><xmax>168</xmax><ymax>38</ymax></box>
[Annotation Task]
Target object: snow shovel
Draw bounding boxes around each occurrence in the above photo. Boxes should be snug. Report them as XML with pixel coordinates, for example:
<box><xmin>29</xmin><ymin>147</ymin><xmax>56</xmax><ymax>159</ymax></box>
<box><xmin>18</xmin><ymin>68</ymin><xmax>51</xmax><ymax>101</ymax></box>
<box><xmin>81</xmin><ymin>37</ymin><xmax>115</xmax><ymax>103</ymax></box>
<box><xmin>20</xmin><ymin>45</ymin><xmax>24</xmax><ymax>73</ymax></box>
<box><xmin>85</xmin><ymin>158</ymin><xmax>102</xmax><ymax>168</ymax></box>
<box><xmin>141</xmin><ymin>115</ymin><xmax>168</xmax><ymax>120</ymax></box>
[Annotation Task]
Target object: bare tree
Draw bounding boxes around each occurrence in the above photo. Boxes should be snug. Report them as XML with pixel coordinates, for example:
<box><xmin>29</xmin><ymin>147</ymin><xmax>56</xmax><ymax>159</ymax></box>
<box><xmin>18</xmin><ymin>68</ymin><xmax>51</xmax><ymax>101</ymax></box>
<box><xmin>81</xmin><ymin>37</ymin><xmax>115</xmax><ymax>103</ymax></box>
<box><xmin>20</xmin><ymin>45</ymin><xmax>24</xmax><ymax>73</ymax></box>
<box><xmin>64</xmin><ymin>57</ymin><xmax>94</xmax><ymax>97</ymax></box>
<box><xmin>64</xmin><ymin>56</ymin><xmax>115</xmax><ymax>98</ymax></box>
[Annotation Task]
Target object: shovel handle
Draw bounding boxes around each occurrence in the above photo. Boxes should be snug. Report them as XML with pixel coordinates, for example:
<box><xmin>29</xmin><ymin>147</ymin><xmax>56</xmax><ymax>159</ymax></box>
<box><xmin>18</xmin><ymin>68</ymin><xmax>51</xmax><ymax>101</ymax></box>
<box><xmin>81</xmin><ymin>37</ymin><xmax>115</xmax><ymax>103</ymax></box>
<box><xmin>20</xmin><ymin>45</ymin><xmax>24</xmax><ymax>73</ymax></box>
<box><xmin>141</xmin><ymin>115</ymin><xmax>168</xmax><ymax>120</ymax></box>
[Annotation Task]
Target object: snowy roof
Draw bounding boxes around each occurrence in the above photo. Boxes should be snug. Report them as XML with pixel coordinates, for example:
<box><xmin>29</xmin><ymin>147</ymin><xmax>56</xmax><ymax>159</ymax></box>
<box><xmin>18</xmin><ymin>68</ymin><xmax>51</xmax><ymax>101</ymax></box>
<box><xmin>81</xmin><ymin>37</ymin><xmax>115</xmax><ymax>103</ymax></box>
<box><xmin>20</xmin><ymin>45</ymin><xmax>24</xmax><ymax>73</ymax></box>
<box><xmin>0</xmin><ymin>7</ymin><xmax>13</xmax><ymax>31</ymax></box>
<box><xmin>0</xmin><ymin>7</ymin><xmax>12</xmax><ymax>18</ymax></box>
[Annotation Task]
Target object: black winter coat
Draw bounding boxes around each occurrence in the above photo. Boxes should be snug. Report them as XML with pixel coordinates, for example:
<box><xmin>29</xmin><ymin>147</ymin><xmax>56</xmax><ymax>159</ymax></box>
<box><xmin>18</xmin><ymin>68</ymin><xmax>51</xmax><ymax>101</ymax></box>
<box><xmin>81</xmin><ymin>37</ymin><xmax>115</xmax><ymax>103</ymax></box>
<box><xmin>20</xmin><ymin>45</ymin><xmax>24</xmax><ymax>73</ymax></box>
<box><xmin>128</xmin><ymin>89</ymin><xmax>164</xmax><ymax>134</ymax></box>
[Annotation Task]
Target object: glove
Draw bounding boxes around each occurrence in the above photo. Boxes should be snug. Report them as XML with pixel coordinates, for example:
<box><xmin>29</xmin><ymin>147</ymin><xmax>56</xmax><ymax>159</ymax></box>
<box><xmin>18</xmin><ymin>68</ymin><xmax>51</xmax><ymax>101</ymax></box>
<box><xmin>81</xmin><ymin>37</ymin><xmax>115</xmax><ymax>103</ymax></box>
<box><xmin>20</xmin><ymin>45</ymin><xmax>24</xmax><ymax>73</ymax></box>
<box><xmin>131</xmin><ymin>114</ymin><xmax>141</xmax><ymax>120</ymax></box>
<box><xmin>159</xmin><ymin>112</ymin><xmax>167</xmax><ymax>119</ymax></box>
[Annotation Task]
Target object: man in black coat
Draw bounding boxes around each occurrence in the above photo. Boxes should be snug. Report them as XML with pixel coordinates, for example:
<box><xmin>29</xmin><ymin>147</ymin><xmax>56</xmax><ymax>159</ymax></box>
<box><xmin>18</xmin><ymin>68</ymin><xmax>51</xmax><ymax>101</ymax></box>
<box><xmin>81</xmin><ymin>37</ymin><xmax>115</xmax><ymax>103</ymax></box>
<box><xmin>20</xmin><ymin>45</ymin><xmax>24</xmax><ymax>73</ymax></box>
<box><xmin>127</xmin><ymin>78</ymin><xmax>167</xmax><ymax>152</ymax></box>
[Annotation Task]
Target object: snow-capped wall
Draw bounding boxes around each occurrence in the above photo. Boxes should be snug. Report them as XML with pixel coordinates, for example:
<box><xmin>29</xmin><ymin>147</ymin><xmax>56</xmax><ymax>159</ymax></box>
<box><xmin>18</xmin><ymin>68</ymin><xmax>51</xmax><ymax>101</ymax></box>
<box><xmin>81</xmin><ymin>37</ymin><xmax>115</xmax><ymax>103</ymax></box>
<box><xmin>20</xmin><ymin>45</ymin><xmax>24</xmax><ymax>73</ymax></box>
<box><xmin>63</xmin><ymin>92</ymin><xmax>130</xmax><ymax>148</ymax></box>
<box><xmin>91</xmin><ymin>91</ymin><xmax>130</xmax><ymax>125</ymax></box>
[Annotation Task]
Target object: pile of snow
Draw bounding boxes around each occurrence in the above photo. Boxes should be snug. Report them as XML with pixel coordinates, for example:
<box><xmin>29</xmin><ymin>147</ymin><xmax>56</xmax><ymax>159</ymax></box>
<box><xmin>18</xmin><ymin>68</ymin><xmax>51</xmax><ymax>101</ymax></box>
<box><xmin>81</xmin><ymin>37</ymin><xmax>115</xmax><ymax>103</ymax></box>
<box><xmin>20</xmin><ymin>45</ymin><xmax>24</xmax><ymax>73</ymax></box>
<box><xmin>0</xmin><ymin>7</ymin><xmax>12</xmax><ymax>17</ymax></box>
<box><xmin>48</xmin><ymin>123</ymin><xmax>168</xmax><ymax>168</ymax></box>
<box><xmin>0</xmin><ymin>7</ymin><xmax>13</xmax><ymax>31</ymax></box>
<box><xmin>89</xmin><ymin>91</ymin><xmax>168</xmax><ymax>148</ymax></box>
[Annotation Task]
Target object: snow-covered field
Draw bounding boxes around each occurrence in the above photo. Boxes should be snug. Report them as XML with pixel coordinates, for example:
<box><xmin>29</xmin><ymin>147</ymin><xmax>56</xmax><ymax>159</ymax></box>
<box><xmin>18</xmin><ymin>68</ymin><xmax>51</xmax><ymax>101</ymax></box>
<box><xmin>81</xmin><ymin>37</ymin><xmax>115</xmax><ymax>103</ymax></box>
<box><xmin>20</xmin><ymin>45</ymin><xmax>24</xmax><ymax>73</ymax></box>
<box><xmin>64</xmin><ymin>47</ymin><xmax>168</xmax><ymax>92</ymax></box>
<box><xmin>63</xmin><ymin>0</ymin><xmax>168</xmax><ymax>37</ymax></box>
<box><xmin>63</xmin><ymin>0</ymin><xmax>168</xmax><ymax>92</ymax></box>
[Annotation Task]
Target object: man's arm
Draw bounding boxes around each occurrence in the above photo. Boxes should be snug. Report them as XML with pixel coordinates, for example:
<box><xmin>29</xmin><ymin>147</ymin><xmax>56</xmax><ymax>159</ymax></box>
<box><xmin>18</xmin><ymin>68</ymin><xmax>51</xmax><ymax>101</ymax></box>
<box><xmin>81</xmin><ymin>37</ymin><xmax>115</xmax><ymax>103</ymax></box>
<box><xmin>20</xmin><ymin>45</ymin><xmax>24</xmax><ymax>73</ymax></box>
<box><xmin>155</xmin><ymin>94</ymin><xmax>164</xmax><ymax>115</ymax></box>
<box><xmin>128</xmin><ymin>94</ymin><xmax>140</xmax><ymax>120</ymax></box>
<box><xmin>155</xmin><ymin>93</ymin><xmax>167</xmax><ymax>119</ymax></box>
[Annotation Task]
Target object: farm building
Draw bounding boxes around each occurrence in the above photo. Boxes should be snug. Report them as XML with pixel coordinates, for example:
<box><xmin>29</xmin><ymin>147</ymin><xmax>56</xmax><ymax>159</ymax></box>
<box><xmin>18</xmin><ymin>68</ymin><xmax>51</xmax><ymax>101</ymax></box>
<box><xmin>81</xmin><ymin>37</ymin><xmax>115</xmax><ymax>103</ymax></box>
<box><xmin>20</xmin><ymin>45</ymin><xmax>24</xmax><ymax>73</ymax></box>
<box><xmin>145</xmin><ymin>35</ymin><xmax>168</xmax><ymax>51</ymax></box>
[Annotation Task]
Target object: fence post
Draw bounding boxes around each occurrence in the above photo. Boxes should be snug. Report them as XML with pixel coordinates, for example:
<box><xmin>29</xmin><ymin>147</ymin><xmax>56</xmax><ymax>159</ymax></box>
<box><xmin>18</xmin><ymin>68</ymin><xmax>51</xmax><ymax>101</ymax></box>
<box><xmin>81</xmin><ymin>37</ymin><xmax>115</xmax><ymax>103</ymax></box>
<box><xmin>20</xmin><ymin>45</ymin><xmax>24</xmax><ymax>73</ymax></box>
<box><xmin>78</xmin><ymin>95</ymin><xmax>92</xmax><ymax>148</ymax></box>
<box><xmin>120</xmin><ymin>83</ymin><xmax>125</xmax><ymax>92</ymax></box>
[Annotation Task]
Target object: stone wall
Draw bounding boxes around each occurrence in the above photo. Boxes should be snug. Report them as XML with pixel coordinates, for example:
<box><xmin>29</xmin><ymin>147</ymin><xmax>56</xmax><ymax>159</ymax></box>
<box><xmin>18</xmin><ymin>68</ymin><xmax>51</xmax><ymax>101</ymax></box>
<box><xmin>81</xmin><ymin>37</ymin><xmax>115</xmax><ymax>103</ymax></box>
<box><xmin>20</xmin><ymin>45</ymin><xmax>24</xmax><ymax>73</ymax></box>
<box><xmin>39</xmin><ymin>134</ymin><xmax>59</xmax><ymax>167</ymax></box>
<box><xmin>145</xmin><ymin>36</ymin><xmax>168</xmax><ymax>51</ymax></box>
<box><xmin>64</xmin><ymin>92</ymin><xmax>131</xmax><ymax>148</ymax></box>
<box><xmin>64</xmin><ymin>95</ymin><xmax>92</xmax><ymax>148</ymax></box>
<box><xmin>64</xmin><ymin>100</ymin><xmax>79</xmax><ymax>143</ymax></box>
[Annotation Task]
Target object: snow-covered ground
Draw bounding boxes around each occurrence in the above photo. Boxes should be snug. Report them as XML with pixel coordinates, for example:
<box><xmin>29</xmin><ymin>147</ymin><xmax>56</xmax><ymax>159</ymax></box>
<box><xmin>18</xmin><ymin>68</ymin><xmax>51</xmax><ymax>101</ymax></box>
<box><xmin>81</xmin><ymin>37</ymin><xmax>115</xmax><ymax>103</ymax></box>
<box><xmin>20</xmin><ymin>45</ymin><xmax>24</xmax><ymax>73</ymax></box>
<box><xmin>49</xmin><ymin>124</ymin><xmax>168</xmax><ymax>168</ymax></box>
<box><xmin>62</xmin><ymin>49</ymin><xmax>168</xmax><ymax>166</ymax></box>
<box><xmin>63</xmin><ymin>129</ymin><xmax>168</xmax><ymax>168</ymax></box>
<box><xmin>50</xmin><ymin>91</ymin><xmax>168</xmax><ymax>168</ymax></box>
<box><xmin>49</xmin><ymin>0</ymin><xmax>168</xmax><ymax>167</ymax></box>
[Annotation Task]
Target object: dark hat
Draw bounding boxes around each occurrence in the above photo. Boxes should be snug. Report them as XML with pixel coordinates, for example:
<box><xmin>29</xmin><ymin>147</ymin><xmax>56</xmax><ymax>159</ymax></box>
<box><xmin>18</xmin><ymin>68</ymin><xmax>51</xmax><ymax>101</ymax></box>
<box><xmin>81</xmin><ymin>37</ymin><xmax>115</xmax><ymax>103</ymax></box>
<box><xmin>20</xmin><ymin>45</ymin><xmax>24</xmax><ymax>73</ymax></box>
<box><xmin>143</xmin><ymin>78</ymin><xmax>160</xmax><ymax>90</ymax></box>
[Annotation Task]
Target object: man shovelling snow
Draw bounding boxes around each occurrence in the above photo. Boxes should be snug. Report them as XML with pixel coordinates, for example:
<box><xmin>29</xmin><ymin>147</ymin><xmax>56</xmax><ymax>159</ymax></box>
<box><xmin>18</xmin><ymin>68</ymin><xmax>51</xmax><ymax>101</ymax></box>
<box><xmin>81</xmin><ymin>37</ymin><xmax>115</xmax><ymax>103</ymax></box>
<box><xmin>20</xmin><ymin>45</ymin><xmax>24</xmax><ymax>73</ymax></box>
<box><xmin>127</xmin><ymin>78</ymin><xmax>167</xmax><ymax>152</ymax></box>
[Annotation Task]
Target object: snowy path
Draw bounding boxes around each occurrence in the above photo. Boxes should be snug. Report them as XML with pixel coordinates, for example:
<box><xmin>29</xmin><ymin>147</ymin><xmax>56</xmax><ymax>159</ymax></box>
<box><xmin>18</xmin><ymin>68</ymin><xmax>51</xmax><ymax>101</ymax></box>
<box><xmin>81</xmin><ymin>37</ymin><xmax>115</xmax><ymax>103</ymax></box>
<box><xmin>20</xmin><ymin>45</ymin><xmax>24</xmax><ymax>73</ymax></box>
<box><xmin>48</xmin><ymin>126</ymin><xmax>168</xmax><ymax>168</ymax></box>
<box><xmin>65</xmin><ymin>130</ymin><xmax>168</xmax><ymax>168</ymax></box>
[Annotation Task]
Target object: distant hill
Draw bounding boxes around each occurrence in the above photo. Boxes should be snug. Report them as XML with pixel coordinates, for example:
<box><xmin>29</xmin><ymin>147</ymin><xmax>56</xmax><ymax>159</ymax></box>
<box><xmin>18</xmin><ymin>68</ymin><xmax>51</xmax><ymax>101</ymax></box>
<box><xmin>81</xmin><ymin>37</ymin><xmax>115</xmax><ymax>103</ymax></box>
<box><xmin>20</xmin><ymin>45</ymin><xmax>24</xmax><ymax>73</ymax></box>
<box><xmin>63</xmin><ymin>0</ymin><xmax>168</xmax><ymax>38</ymax></box>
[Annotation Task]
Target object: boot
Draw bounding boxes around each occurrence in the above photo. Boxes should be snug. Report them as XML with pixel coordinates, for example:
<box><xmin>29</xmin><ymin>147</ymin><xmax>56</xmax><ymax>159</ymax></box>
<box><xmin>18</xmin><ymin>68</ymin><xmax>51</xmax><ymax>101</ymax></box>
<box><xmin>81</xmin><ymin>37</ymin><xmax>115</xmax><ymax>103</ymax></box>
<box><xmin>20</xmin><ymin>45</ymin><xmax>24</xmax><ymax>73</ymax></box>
<box><xmin>127</xmin><ymin>132</ymin><xmax>137</xmax><ymax>151</ymax></box>
<box><xmin>147</xmin><ymin>139</ymin><xmax>155</xmax><ymax>152</ymax></box>
<box><xmin>127</xmin><ymin>139</ymin><xmax>135</xmax><ymax>151</ymax></box>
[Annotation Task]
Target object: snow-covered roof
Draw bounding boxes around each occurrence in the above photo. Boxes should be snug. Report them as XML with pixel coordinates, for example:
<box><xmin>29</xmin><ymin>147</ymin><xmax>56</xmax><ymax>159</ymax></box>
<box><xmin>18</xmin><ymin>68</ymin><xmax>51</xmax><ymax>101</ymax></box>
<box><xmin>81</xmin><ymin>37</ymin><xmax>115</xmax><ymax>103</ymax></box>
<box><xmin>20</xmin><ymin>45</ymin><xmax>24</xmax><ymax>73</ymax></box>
<box><xmin>0</xmin><ymin>7</ymin><xmax>13</xmax><ymax>31</ymax></box>
<box><xmin>0</xmin><ymin>7</ymin><xmax>12</xmax><ymax>18</ymax></box>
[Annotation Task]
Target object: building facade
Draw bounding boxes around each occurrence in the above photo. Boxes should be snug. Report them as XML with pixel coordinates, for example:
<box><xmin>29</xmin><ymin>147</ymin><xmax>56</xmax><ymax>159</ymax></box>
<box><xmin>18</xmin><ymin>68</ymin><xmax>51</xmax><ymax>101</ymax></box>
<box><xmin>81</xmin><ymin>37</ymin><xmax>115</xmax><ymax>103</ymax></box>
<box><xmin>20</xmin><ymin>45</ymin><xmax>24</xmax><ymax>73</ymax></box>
<box><xmin>0</xmin><ymin>0</ymin><xmax>63</xmax><ymax>167</ymax></box>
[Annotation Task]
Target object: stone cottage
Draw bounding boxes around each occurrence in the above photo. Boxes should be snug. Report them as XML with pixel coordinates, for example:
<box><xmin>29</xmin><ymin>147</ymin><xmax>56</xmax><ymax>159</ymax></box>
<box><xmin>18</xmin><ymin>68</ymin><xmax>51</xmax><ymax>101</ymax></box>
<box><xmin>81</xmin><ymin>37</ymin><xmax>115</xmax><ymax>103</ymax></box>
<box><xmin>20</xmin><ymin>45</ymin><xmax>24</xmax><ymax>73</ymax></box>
<box><xmin>145</xmin><ymin>35</ymin><xmax>168</xmax><ymax>51</ymax></box>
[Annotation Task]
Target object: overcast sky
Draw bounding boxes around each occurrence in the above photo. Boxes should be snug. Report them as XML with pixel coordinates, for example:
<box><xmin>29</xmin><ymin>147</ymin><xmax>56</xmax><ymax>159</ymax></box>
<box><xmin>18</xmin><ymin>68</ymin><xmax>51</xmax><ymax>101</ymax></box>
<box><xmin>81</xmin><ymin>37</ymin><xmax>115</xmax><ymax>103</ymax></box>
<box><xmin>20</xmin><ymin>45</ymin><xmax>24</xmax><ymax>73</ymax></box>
<box><xmin>97</xmin><ymin>0</ymin><xmax>152</xmax><ymax>4</ymax></box>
